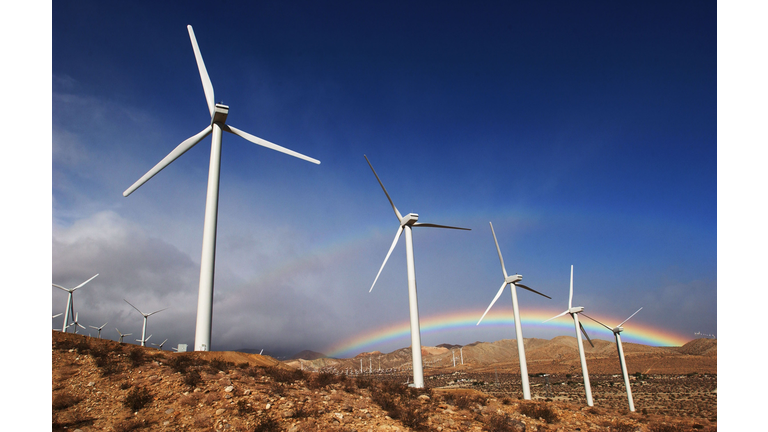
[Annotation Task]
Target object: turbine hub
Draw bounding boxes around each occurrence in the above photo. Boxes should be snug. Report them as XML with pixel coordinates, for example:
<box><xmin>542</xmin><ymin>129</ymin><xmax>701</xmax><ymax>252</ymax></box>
<box><xmin>401</xmin><ymin>213</ymin><xmax>419</xmax><ymax>226</ymax></box>
<box><xmin>212</xmin><ymin>103</ymin><xmax>229</xmax><ymax>125</ymax></box>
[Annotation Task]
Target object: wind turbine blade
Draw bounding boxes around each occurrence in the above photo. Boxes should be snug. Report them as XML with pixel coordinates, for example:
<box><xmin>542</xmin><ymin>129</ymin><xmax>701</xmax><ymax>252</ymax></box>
<box><xmin>124</xmin><ymin>299</ymin><xmax>144</xmax><ymax>315</ymax></box>
<box><xmin>363</xmin><ymin>155</ymin><xmax>402</xmax><ymax>221</ymax></box>
<box><xmin>147</xmin><ymin>308</ymin><xmax>168</xmax><ymax>316</ymax></box>
<box><xmin>579</xmin><ymin>321</ymin><xmax>594</xmax><ymax>347</ymax></box>
<box><xmin>74</xmin><ymin>274</ymin><xmax>99</xmax><ymax>290</ymax></box>
<box><xmin>568</xmin><ymin>265</ymin><xmax>574</xmax><ymax>309</ymax></box>
<box><xmin>123</xmin><ymin>125</ymin><xmax>213</xmax><ymax>197</ymax></box>
<box><xmin>89</xmin><ymin>325</ymin><xmax>98</xmax><ymax>330</ymax></box>
<box><xmin>53</xmin><ymin>313</ymin><xmax>63</xmax><ymax>318</ymax></box>
<box><xmin>52</xmin><ymin>284</ymin><xmax>70</xmax><ymax>292</ymax></box>
<box><xmin>618</xmin><ymin>307</ymin><xmax>643</xmax><ymax>327</ymax></box>
<box><xmin>489</xmin><ymin>222</ymin><xmax>509</xmax><ymax>278</ymax></box>
<box><xmin>187</xmin><ymin>25</ymin><xmax>215</xmax><ymax>117</ymax></box>
<box><xmin>222</xmin><ymin>124</ymin><xmax>320</xmax><ymax>164</ymax></box>
<box><xmin>581</xmin><ymin>313</ymin><xmax>612</xmax><ymax>331</ymax></box>
<box><xmin>77</xmin><ymin>322</ymin><xmax>86</xmax><ymax>329</ymax></box>
<box><xmin>543</xmin><ymin>310</ymin><xmax>569</xmax><ymax>323</ymax></box>
<box><xmin>412</xmin><ymin>222</ymin><xmax>471</xmax><ymax>230</ymax></box>
<box><xmin>477</xmin><ymin>282</ymin><xmax>508</xmax><ymax>325</ymax></box>
<box><xmin>370</xmin><ymin>226</ymin><xmax>403</xmax><ymax>292</ymax></box>
<box><xmin>146</xmin><ymin>335</ymin><xmax>152</xmax><ymax>342</ymax></box>
<box><xmin>515</xmin><ymin>283</ymin><xmax>552</xmax><ymax>299</ymax></box>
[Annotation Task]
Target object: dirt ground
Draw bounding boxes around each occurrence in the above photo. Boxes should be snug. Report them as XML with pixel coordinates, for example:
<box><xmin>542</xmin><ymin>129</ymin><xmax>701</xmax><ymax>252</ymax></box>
<box><xmin>52</xmin><ymin>331</ymin><xmax>716</xmax><ymax>431</ymax></box>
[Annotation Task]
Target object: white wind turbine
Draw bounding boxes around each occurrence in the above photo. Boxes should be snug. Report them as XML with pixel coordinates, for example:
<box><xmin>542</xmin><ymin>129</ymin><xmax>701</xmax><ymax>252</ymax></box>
<box><xmin>115</xmin><ymin>328</ymin><xmax>132</xmax><ymax>344</ymax></box>
<box><xmin>53</xmin><ymin>274</ymin><xmax>98</xmax><ymax>332</ymax></box>
<box><xmin>364</xmin><ymin>155</ymin><xmax>470</xmax><ymax>388</ymax></box>
<box><xmin>136</xmin><ymin>334</ymin><xmax>152</xmax><ymax>345</ymax></box>
<box><xmin>152</xmin><ymin>339</ymin><xmax>169</xmax><ymax>350</ymax></box>
<box><xmin>477</xmin><ymin>221</ymin><xmax>551</xmax><ymax>400</ymax></box>
<box><xmin>123</xmin><ymin>25</ymin><xmax>320</xmax><ymax>352</ymax></box>
<box><xmin>543</xmin><ymin>265</ymin><xmax>595</xmax><ymax>406</ymax></box>
<box><xmin>89</xmin><ymin>322</ymin><xmax>108</xmax><ymax>339</ymax></box>
<box><xmin>66</xmin><ymin>313</ymin><xmax>86</xmax><ymax>334</ymax></box>
<box><xmin>124</xmin><ymin>299</ymin><xmax>167</xmax><ymax>347</ymax></box>
<box><xmin>583</xmin><ymin>307</ymin><xmax>643</xmax><ymax>412</ymax></box>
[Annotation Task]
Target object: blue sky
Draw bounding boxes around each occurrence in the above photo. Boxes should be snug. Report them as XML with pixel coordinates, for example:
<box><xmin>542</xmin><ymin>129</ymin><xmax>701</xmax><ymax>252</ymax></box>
<box><xmin>43</xmin><ymin>1</ymin><xmax>723</xmax><ymax>357</ymax></box>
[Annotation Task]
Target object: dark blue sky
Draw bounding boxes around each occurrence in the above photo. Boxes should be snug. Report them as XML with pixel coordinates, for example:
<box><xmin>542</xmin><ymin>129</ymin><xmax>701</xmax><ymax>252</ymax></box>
<box><xmin>49</xmin><ymin>1</ymin><xmax>717</xmax><ymax>357</ymax></box>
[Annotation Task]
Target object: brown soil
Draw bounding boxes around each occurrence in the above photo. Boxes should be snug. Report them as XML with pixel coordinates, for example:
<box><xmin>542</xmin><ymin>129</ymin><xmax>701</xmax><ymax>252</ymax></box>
<box><xmin>52</xmin><ymin>331</ymin><xmax>716</xmax><ymax>431</ymax></box>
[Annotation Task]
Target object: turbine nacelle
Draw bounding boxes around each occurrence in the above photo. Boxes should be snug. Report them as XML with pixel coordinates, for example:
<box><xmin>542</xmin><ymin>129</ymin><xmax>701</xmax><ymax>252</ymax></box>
<box><xmin>569</xmin><ymin>306</ymin><xmax>585</xmax><ymax>314</ymax></box>
<box><xmin>506</xmin><ymin>274</ymin><xmax>523</xmax><ymax>284</ymax></box>
<box><xmin>613</xmin><ymin>326</ymin><xmax>624</xmax><ymax>334</ymax></box>
<box><xmin>400</xmin><ymin>213</ymin><xmax>419</xmax><ymax>227</ymax></box>
<box><xmin>211</xmin><ymin>103</ymin><xmax>229</xmax><ymax>125</ymax></box>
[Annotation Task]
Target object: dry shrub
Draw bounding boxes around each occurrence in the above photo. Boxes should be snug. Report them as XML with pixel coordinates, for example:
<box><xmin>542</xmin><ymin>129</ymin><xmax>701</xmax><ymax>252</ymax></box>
<box><xmin>518</xmin><ymin>402</ymin><xmax>558</xmax><ymax>424</ymax></box>
<box><xmin>113</xmin><ymin>418</ymin><xmax>145</xmax><ymax>432</ymax></box>
<box><xmin>601</xmin><ymin>419</ymin><xmax>638</xmax><ymax>432</ymax></box>
<box><xmin>395</xmin><ymin>399</ymin><xmax>429</xmax><ymax>431</ymax></box>
<box><xmin>265</xmin><ymin>366</ymin><xmax>305</xmax><ymax>383</ymax></box>
<box><xmin>192</xmin><ymin>413</ymin><xmax>210</xmax><ymax>428</ymax></box>
<box><xmin>180</xmin><ymin>392</ymin><xmax>202</xmax><ymax>407</ymax></box>
<box><xmin>182</xmin><ymin>369</ymin><xmax>202</xmax><ymax>387</ymax></box>
<box><xmin>483</xmin><ymin>412</ymin><xmax>523</xmax><ymax>432</ymax></box>
<box><xmin>52</xmin><ymin>392</ymin><xmax>82</xmax><ymax>410</ymax></box>
<box><xmin>648</xmin><ymin>424</ymin><xmax>685</xmax><ymax>432</ymax></box>
<box><xmin>204</xmin><ymin>392</ymin><xmax>221</xmax><ymax>404</ymax></box>
<box><xmin>253</xmin><ymin>414</ymin><xmax>280</xmax><ymax>432</ymax></box>
<box><xmin>308</xmin><ymin>371</ymin><xmax>338</xmax><ymax>389</ymax></box>
<box><xmin>208</xmin><ymin>358</ymin><xmax>234</xmax><ymax>373</ymax></box>
<box><xmin>124</xmin><ymin>386</ymin><xmax>153</xmax><ymax>411</ymax></box>
<box><xmin>354</xmin><ymin>377</ymin><xmax>374</xmax><ymax>389</ymax></box>
<box><xmin>127</xmin><ymin>347</ymin><xmax>147</xmax><ymax>367</ymax></box>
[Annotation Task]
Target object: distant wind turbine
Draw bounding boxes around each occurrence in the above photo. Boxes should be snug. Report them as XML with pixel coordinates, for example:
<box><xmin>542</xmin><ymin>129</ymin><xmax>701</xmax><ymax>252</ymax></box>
<box><xmin>53</xmin><ymin>274</ymin><xmax>98</xmax><ymax>332</ymax></box>
<box><xmin>124</xmin><ymin>299</ymin><xmax>167</xmax><ymax>347</ymax></box>
<box><xmin>66</xmin><ymin>313</ymin><xmax>86</xmax><ymax>334</ymax></box>
<box><xmin>115</xmin><ymin>328</ymin><xmax>132</xmax><ymax>344</ymax></box>
<box><xmin>364</xmin><ymin>155</ymin><xmax>470</xmax><ymax>388</ymax></box>
<box><xmin>89</xmin><ymin>322</ymin><xmax>108</xmax><ymax>339</ymax></box>
<box><xmin>544</xmin><ymin>265</ymin><xmax>595</xmax><ymax>406</ymax></box>
<box><xmin>136</xmin><ymin>334</ymin><xmax>152</xmax><ymax>345</ymax></box>
<box><xmin>583</xmin><ymin>307</ymin><xmax>643</xmax><ymax>412</ymax></box>
<box><xmin>122</xmin><ymin>25</ymin><xmax>320</xmax><ymax>352</ymax></box>
<box><xmin>477</xmin><ymin>221</ymin><xmax>551</xmax><ymax>400</ymax></box>
<box><xmin>152</xmin><ymin>339</ymin><xmax>169</xmax><ymax>350</ymax></box>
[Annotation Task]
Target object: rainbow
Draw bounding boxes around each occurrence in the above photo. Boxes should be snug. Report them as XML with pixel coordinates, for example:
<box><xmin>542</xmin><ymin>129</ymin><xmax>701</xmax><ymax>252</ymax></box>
<box><xmin>322</xmin><ymin>308</ymin><xmax>692</xmax><ymax>359</ymax></box>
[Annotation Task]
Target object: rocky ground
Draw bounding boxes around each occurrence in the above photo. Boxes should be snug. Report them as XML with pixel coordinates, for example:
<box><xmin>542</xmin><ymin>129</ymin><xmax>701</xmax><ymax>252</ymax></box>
<box><xmin>52</xmin><ymin>331</ymin><xmax>716</xmax><ymax>431</ymax></box>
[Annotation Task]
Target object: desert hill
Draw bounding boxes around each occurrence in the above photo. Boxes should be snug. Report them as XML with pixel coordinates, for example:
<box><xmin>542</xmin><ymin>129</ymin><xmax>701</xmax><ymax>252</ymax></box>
<box><xmin>52</xmin><ymin>331</ymin><xmax>716</xmax><ymax>431</ymax></box>
<box><xmin>288</xmin><ymin>349</ymin><xmax>327</xmax><ymax>360</ymax></box>
<box><xmin>288</xmin><ymin>336</ymin><xmax>716</xmax><ymax>376</ymax></box>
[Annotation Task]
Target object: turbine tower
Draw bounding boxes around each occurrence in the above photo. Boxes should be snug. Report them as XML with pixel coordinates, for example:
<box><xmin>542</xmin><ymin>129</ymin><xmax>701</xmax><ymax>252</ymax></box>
<box><xmin>364</xmin><ymin>154</ymin><xmax>470</xmax><ymax>388</ymax></box>
<box><xmin>544</xmin><ymin>265</ymin><xmax>595</xmax><ymax>406</ymax></box>
<box><xmin>583</xmin><ymin>307</ymin><xmax>643</xmax><ymax>411</ymax></box>
<box><xmin>115</xmin><ymin>328</ymin><xmax>132</xmax><ymax>343</ymax></box>
<box><xmin>477</xmin><ymin>221</ymin><xmax>551</xmax><ymax>400</ymax></box>
<box><xmin>89</xmin><ymin>322</ymin><xmax>108</xmax><ymax>339</ymax></box>
<box><xmin>53</xmin><ymin>274</ymin><xmax>98</xmax><ymax>332</ymax></box>
<box><xmin>122</xmin><ymin>25</ymin><xmax>320</xmax><ymax>352</ymax></box>
<box><xmin>124</xmin><ymin>299</ymin><xmax>167</xmax><ymax>347</ymax></box>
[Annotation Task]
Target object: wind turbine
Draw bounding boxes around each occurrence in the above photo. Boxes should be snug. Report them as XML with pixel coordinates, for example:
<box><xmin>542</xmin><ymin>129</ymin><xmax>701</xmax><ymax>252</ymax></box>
<box><xmin>66</xmin><ymin>313</ymin><xmax>86</xmax><ymax>334</ymax></box>
<box><xmin>52</xmin><ymin>274</ymin><xmax>98</xmax><ymax>332</ymax></box>
<box><xmin>152</xmin><ymin>339</ymin><xmax>169</xmax><ymax>350</ymax></box>
<box><xmin>124</xmin><ymin>299</ymin><xmax>167</xmax><ymax>347</ymax></box>
<box><xmin>583</xmin><ymin>307</ymin><xmax>643</xmax><ymax>412</ymax></box>
<box><xmin>477</xmin><ymin>221</ymin><xmax>551</xmax><ymax>400</ymax></box>
<box><xmin>89</xmin><ymin>322</ymin><xmax>108</xmax><ymax>339</ymax></box>
<box><xmin>136</xmin><ymin>334</ymin><xmax>152</xmax><ymax>345</ymax></box>
<box><xmin>544</xmin><ymin>265</ymin><xmax>595</xmax><ymax>406</ymax></box>
<box><xmin>115</xmin><ymin>328</ymin><xmax>132</xmax><ymax>344</ymax></box>
<box><xmin>122</xmin><ymin>25</ymin><xmax>320</xmax><ymax>352</ymax></box>
<box><xmin>364</xmin><ymin>154</ymin><xmax>470</xmax><ymax>388</ymax></box>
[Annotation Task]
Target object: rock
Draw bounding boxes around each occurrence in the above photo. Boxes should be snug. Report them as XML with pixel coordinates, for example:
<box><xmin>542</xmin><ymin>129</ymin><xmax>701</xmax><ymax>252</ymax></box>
<box><xmin>165</xmin><ymin>408</ymin><xmax>174</xmax><ymax>414</ymax></box>
<box><xmin>282</xmin><ymin>409</ymin><xmax>295</xmax><ymax>418</ymax></box>
<box><xmin>265</xmin><ymin>403</ymin><xmax>271</xmax><ymax>409</ymax></box>
<box><xmin>225</xmin><ymin>385</ymin><xmax>234</xmax><ymax>392</ymax></box>
<box><xmin>215</xmin><ymin>408</ymin><xmax>225</xmax><ymax>415</ymax></box>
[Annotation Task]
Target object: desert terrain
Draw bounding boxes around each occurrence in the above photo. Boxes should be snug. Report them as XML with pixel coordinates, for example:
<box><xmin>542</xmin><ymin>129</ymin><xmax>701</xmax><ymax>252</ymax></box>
<box><xmin>52</xmin><ymin>331</ymin><xmax>716</xmax><ymax>431</ymax></box>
